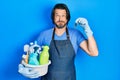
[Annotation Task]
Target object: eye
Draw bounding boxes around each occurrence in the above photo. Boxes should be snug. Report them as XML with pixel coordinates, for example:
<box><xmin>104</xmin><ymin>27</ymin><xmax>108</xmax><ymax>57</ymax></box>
<box><xmin>55</xmin><ymin>14</ymin><xmax>59</xmax><ymax>17</ymax></box>
<box><xmin>62</xmin><ymin>15</ymin><xmax>66</xmax><ymax>17</ymax></box>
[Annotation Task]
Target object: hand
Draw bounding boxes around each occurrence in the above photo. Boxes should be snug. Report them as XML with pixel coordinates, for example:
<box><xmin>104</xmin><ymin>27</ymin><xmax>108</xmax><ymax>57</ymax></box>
<box><xmin>75</xmin><ymin>17</ymin><xmax>93</xmax><ymax>37</ymax></box>
<box><xmin>18</xmin><ymin>61</ymin><xmax>41</xmax><ymax>78</ymax></box>
<box><xmin>75</xmin><ymin>17</ymin><xmax>89</xmax><ymax>28</ymax></box>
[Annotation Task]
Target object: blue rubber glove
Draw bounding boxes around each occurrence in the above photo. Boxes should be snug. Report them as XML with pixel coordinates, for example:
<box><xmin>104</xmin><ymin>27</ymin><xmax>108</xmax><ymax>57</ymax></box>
<box><xmin>18</xmin><ymin>61</ymin><xmax>41</xmax><ymax>78</ymax></box>
<box><xmin>75</xmin><ymin>17</ymin><xmax>93</xmax><ymax>37</ymax></box>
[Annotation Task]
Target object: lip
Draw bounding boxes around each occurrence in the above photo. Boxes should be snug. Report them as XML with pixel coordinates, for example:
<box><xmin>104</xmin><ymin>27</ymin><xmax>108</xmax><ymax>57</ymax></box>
<box><xmin>57</xmin><ymin>22</ymin><xmax>64</xmax><ymax>24</ymax></box>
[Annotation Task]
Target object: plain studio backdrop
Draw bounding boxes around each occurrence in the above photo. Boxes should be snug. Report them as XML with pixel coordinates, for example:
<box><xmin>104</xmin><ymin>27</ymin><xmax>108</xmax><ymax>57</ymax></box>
<box><xmin>0</xmin><ymin>0</ymin><xmax>119</xmax><ymax>80</ymax></box>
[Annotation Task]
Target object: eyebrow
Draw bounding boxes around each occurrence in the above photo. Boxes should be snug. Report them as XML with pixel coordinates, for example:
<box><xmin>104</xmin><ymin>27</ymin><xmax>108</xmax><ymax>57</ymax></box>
<box><xmin>55</xmin><ymin>12</ymin><xmax>66</xmax><ymax>15</ymax></box>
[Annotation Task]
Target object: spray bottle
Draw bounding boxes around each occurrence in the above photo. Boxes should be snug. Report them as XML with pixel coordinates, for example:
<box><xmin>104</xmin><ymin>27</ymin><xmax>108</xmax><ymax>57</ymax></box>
<box><xmin>28</xmin><ymin>41</ymin><xmax>41</xmax><ymax>65</ymax></box>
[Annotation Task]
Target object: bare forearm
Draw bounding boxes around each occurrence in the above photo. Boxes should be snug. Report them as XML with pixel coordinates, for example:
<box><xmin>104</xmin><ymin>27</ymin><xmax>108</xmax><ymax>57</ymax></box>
<box><xmin>87</xmin><ymin>36</ymin><xmax>98</xmax><ymax>56</ymax></box>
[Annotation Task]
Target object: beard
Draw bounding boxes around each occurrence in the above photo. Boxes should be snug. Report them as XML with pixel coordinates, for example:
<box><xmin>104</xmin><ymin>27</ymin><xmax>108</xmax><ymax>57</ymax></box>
<box><xmin>55</xmin><ymin>21</ymin><xmax>67</xmax><ymax>29</ymax></box>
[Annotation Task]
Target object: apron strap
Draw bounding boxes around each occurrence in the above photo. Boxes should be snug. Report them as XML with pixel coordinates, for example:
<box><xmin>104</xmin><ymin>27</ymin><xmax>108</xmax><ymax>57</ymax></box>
<box><xmin>66</xmin><ymin>27</ymin><xmax>70</xmax><ymax>40</ymax></box>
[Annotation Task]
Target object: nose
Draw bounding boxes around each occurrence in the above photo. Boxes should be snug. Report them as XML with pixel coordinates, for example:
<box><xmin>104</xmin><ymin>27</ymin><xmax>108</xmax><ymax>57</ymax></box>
<box><xmin>58</xmin><ymin>17</ymin><xmax>61</xmax><ymax>21</ymax></box>
<box><xmin>58</xmin><ymin>16</ymin><xmax>63</xmax><ymax>21</ymax></box>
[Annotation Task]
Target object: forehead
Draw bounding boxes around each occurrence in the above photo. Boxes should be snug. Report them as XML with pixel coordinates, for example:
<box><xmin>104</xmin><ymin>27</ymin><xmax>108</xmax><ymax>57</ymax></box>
<box><xmin>54</xmin><ymin>9</ymin><xmax>66</xmax><ymax>14</ymax></box>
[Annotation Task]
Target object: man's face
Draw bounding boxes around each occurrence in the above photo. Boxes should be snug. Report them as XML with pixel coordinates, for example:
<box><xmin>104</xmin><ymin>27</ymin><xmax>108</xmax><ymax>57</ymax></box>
<box><xmin>54</xmin><ymin>9</ymin><xmax>67</xmax><ymax>29</ymax></box>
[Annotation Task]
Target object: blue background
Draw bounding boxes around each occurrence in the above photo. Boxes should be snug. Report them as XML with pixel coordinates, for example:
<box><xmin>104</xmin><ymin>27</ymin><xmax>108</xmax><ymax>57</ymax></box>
<box><xmin>0</xmin><ymin>0</ymin><xmax>119</xmax><ymax>80</ymax></box>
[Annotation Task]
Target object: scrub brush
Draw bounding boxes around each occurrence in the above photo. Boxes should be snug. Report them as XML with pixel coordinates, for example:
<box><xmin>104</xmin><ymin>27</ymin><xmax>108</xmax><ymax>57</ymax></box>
<box><xmin>24</xmin><ymin>44</ymin><xmax>29</xmax><ymax>64</ymax></box>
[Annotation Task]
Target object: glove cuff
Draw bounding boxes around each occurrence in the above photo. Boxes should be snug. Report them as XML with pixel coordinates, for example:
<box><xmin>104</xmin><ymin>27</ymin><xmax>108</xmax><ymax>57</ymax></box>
<box><xmin>84</xmin><ymin>25</ymin><xmax>93</xmax><ymax>38</ymax></box>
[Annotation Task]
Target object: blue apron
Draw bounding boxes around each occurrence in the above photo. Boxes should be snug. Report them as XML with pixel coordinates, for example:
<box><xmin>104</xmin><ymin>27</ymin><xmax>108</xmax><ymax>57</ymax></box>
<box><xmin>41</xmin><ymin>28</ymin><xmax>76</xmax><ymax>80</ymax></box>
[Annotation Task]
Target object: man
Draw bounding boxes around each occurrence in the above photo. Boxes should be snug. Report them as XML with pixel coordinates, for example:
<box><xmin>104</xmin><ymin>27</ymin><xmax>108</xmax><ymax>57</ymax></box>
<box><xmin>19</xmin><ymin>3</ymin><xmax>98</xmax><ymax>80</ymax></box>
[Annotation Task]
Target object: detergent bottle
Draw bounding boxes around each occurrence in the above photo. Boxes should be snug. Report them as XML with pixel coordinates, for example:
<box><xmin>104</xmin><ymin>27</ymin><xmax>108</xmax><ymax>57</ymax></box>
<box><xmin>40</xmin><ymin>46</ymin><xmax>49</xmax><ymax>65</ymax></box>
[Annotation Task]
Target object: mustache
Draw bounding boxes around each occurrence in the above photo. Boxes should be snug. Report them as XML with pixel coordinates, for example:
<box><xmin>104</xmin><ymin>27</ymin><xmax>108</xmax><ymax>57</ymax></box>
<box><xmin>57</xmin><ymin>21</ymin><xmax>65</xmax><ymax>23</ymax></box>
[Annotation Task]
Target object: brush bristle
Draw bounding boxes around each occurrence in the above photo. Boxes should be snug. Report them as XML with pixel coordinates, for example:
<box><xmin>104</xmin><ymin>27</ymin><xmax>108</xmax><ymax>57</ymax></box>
<box><xmin>24</xmin><ymin>45</ymin><xmax>29</xmax><ymax>52</ymax></box>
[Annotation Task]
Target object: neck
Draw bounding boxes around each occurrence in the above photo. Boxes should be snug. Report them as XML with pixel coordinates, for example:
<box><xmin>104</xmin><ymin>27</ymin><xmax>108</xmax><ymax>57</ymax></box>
<box><xmin>55</xmin><ymin>26</ymin><xmax>66</xmax><ymax>36</ymax></box>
